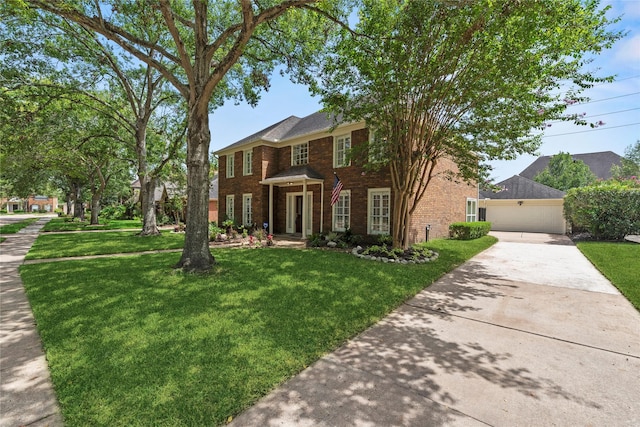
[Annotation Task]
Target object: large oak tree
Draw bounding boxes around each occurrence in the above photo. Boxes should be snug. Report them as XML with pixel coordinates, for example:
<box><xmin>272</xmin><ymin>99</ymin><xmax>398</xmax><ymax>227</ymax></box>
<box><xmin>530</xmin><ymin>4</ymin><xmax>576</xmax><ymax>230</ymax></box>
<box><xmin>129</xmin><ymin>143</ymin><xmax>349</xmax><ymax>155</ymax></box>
<box><xmin>18</xmin><ymin>0</ymin><xmax>349</xmax><ymax>272</ymax></box>
<box><xmin>316</xmin><ymin>0</ymin><xmax>622</xmax><ymax>248</ymax></box>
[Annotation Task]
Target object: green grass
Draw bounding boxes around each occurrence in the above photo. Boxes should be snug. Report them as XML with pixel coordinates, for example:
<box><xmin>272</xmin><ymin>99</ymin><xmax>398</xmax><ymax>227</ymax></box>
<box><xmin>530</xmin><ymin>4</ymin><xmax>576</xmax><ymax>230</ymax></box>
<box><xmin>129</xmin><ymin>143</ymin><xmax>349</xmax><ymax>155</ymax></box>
<box><xmin>0</xmin><ymin>217</ymin><xmax>39</xmax><ymax>234</ymax></box>
<box><xmin>25</xmin><ymin>230</ymin><xmax>185</xmax><ymax>260</ymax></box>
<box><xmin>577</xmin><ymin>241</ymin><xmax>640</xmax><ymax>311</ymax></box>
<box><xmin>20</xmin><ymin>236</ymin><xmax>496</xmax><ymax>426</ymax></box>
<box><xmin>42</xmin><ymin>218</ymin><xmax>143</xmax><ymax>232</ymax></box>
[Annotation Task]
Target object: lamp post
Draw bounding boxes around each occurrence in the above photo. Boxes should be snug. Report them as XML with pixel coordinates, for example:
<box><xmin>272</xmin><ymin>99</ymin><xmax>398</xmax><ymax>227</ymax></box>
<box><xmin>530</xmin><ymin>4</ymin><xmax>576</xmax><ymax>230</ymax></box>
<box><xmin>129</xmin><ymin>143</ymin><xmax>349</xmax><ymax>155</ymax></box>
<box><xmin>425</xmin><ymin>224</ymin><xmax>431</xmax><ymax>242</ymax></box>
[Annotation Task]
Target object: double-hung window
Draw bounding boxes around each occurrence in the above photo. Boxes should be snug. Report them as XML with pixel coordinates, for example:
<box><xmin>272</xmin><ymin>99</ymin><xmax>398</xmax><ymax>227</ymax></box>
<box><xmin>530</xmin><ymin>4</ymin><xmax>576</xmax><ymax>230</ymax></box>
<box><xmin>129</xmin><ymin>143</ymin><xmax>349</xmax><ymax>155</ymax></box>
<box><xmin>332</xmin><ymin>190</ymin><xmax>350</xmax><ymax>232</ymax></box>
<box><xmin>226</xmin><ymin>195</ymin><xmax>235</xmax><ymax>222</ymax></box>
<box><xmin>466</xmin><ymin>198</ymin><xmax>477</xmax><ymax>222</ymax></box>
<box><xmin>292</xmin><ymin>142</ymin><xmax>309</xmax><ymax>166</ymax></box>
<box><xmin>368</xmin><ymin>188</ymin><xmax>391</xmax><ymax>234</ymax></box>
<box><xmin>226</xmin><ymin>154</ymin><xmax>235</xmax><ymax>178</ymax></box>
<box><xmin>243</xmin><ymin>149</ymin><xmax>253</xmax><ymax>175</ymax></box>
<box><xmin>242</xmin><ymin>193</ymin><xmax>253</xmax><ymax>226</ymax></box>
<box><xmin>333</xmin><ymin>134</ymin><xmax>351</xmax><ymax>168</ymax></box>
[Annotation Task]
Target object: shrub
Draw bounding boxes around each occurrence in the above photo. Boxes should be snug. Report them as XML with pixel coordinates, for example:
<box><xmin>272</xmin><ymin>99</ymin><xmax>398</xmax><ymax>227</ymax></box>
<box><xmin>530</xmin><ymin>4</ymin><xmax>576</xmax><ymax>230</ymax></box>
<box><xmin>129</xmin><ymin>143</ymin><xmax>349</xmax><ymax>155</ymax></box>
<box><xmin>449</xmin><ymin>221</ymin><xmax>491</xmax><ymax>240</ymax></box>
<box><xmin>100</xmin><ymin>204</ymin><xmax>127</xmax><ymax>220</ymax></box>
<box><xmin>564</xmin><ymin>182</ymin><xmax>640</xmax><ymax>240</ymax></box>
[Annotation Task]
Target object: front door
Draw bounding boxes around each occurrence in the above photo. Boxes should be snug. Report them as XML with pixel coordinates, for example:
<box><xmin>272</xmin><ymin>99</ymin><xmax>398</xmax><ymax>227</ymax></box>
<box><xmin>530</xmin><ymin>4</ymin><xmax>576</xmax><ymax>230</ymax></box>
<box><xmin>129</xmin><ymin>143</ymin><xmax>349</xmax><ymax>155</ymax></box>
<box><xmin>295</xmin><ymin>195</ymin><xmax>303</xmax><ymax>233</ymax></box>
<box><xmin>286</xmin><ymin>192</ymin><xmax>313</xmax><ymax>234</ymax></box>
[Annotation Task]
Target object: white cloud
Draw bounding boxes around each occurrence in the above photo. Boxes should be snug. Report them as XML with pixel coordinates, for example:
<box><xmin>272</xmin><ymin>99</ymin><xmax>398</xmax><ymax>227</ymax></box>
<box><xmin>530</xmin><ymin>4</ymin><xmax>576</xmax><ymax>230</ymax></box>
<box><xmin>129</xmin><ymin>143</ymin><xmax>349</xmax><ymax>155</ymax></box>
<box><xmin>614</xmin><ymin>34</ymin><xmax>640</xmax><ymax>66</ymax></box>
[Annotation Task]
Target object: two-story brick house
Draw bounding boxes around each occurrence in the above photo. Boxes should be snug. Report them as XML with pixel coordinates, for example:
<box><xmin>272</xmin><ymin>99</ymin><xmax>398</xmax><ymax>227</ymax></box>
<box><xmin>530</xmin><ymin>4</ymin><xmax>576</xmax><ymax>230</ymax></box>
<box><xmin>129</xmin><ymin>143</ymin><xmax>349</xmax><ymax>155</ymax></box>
<box><xmin>214</xmin><ymin>111</ymin><xmax>478</xmax><ymax>243</ymax></box>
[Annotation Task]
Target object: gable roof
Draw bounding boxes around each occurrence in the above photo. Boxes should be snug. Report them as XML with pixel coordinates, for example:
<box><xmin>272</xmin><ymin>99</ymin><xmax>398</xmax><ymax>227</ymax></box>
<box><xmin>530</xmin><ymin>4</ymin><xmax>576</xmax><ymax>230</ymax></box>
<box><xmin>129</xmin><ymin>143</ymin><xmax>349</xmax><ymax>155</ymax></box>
<box><xmin>519</xmin><ymin>151</ymin><xmax>623</xmax><ymax>181</ymax></box>
<box><xmin>215</xmin><ymin>110</ymin><xmax>344</xmax><ymax>154</ymax></box>
<box><xmin>480</xmin><ymin>175</ymin><xmax>566</xmax><ymax>200</ymax></box>
<box><xmin>209</xmin><ymin>174</ymin><xmax>218</xmax><ymax>200</ymax></box>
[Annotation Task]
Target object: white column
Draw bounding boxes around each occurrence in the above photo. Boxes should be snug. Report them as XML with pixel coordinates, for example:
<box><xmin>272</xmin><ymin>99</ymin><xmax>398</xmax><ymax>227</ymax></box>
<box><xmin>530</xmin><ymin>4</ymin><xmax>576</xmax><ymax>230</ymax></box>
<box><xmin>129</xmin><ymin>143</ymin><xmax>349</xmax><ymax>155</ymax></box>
<box><xmin>268</xmin><ymin>184</ymin><xmax>274</xmax><ymax>234</ymax></box>
<box><xmin>320</xmin><ymin>182</ymin><xmax>324</xmax><ymax>233</ymax></box>
<box><xmin>302</xmin><ymin>180</ymin><xmax>308</xmax><ymax>239</ymax></box>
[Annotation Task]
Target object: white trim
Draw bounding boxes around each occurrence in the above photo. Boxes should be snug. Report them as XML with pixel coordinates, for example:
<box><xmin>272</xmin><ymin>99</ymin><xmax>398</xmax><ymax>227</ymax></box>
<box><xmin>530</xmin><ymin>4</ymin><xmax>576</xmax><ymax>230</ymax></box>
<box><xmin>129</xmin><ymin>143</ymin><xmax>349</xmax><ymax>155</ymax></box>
<box><xmin>242</xmin><ymin>193</ymin><xmax>253</xmax><ymax>226</ymax></box>
<box><xmin>243</xmin><ymin>149</ymin><xmax>253</xmax><ymax>176</ymax></box>
<box><xmin>226</xmin><ymin>194</ymin><xmax>235</xmax><ymax>222</ymax></box>
<box><xmin>333</xmin><ymin>134</ymin><xmax>351</xmax><ymax>168</ymax></box>
<box><xmin>285</xmin><ymin>192</ymin><xmax>313</xmax><ymax>235</ymax></box>
<box><xmin>466</xmin><ymin>198</ymin><xmax>478</xmax><ymax>222</ymax></box>
<box><xmin>291</xmin><ymin>141</ymin><xmax>309</xmax><ymax>166</ymax></box>
<box><xmin>226</xmin><ymin>154</ymin><xmax>235</xmax><ymax>178</ymax></box>
<box><xmin>367</xmin><ymin>188</ymin><xmax>391</xmax><ymax>235</ymax></box>
<box><xmin>332</xmin><ymin>189</ymin><xmax>351</xmax><ymax>232</ymax></box>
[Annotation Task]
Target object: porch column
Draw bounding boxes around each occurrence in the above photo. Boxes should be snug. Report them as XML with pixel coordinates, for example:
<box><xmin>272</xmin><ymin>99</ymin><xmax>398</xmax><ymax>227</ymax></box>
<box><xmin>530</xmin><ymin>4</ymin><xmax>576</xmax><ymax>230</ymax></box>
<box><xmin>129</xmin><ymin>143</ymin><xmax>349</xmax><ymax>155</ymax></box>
<box><xmin>302</xmin><ymin>179</ymin><xmax>308</xmax><ymax>239</ymax></box>
<box><xmin>320</xmin><ymin>181</ymin><xmax>324</xmax><ymax>233</ymax></box>
<box><xmin>268</xmin><ymin>184</ymin><xmax>274</xmax><ymax>235</ymax></box>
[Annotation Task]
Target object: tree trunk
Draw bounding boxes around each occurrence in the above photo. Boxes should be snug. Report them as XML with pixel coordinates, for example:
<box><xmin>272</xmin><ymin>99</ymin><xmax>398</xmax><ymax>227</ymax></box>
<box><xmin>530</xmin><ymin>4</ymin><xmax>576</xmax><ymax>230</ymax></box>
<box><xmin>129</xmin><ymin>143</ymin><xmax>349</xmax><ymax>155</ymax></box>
<box><xmin>139</xmin><ymin>175</ymin><xmax>160</xmax><ymax>236</ymax></box>
<box><xmin>90</xmin><ymin>192</ymin><xmax>100</xmax><ymax>224</ymax></box>
<box><xmin>72</xmin><ymin>181</ymin><xmax>85</xmax><ymax>221</ymax></box>
<box><xmin>174</xmin><ymin>101</ymin><xmax>215</xmax><ymax>272</ymax></box>
<box><xmin>136</xmin><ymin>118</ymin><xmax>161</xmax><ymax>236</ymax></box>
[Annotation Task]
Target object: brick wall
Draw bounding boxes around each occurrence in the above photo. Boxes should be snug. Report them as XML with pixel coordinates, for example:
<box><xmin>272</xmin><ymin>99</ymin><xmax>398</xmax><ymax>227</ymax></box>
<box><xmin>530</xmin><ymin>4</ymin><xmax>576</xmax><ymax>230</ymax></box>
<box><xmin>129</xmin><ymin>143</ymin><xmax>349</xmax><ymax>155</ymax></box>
<box><xmin>217</xmin><ymin>127</ymin><xmax>477</xmax><ymax>240</ymax></box>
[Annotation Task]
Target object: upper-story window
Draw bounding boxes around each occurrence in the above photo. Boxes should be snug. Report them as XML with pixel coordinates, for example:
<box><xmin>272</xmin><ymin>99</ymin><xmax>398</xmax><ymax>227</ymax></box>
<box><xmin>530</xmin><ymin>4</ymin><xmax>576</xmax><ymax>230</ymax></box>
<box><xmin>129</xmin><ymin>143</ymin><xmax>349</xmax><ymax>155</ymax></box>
<box><xmin>333</xmin><ymin>134</ymin><xmax>351</xmax><ymax>168</ymax></box>
<box><xmin>226</xmin><ymin>154</ymin><xmax>235</xmax><ymax>178</ymax></box>
<box><xmin>243</xmin><ymin>149</ymin><xmax>253</xmax><ymax>175</ymax></box>
<box><xmin>368</xmin><ymin>129</ymin><xmax>386</xmax><ymax>164</ymax></box>
<box><xmin>292</xmin><ymin>142</ymin><xmax>309</xmax><ymax>166</ymax></box>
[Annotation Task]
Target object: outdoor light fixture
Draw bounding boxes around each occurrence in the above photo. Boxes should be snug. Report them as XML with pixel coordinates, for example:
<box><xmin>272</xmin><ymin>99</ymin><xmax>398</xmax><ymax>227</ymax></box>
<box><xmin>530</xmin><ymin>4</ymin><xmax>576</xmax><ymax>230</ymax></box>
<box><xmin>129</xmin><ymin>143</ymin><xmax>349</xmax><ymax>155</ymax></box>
<box><xmin>518</xmin><ymin>201</ymin><xmax>524</xmax><ymax>206</ymax></box>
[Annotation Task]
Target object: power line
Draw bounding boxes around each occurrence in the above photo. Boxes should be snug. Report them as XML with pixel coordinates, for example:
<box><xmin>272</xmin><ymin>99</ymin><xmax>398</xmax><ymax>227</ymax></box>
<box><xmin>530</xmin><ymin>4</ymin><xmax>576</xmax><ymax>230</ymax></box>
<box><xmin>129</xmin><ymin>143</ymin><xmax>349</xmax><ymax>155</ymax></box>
<box><xmin>576</xmin><ymin>91</ymin><xmax>640</xmax><ymax>105</ymax></box>
<box><xmin>542</xmin><ymin>122</ymin><xmax>640</xmax><ymax>138</ymax></box>
<box><xmin>549</xmin><ymin>107</ymin><xmax>640</xmax><ymax>123</ymax></box>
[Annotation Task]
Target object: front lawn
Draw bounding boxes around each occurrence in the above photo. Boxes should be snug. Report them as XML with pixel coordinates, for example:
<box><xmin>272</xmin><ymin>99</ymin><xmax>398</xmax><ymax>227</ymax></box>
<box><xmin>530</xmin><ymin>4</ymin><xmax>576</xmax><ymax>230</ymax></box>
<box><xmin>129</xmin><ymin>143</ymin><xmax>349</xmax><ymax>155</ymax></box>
<box><xmin>0</xmin><ymin>217</ymin><xmax>39</xmax><ymax>234</ymax></box>
<box><xmin>577</xmin><ymin>241</ymin><xmax>640</xmax><ymax>311</ymax></box>
<box><xmin>25</xmin><ymin>230</ymin><xmax>185</xmax><ymax>260</ymax></box>
<box><xmin>42</xmin><ymin>218</ymin><xmax>143</xmax><ymax>232</ymax></box>
<box><xmin>20</xmin><ymin>236</ymin><xmax>496</xmax><ymax>426</ymax></box>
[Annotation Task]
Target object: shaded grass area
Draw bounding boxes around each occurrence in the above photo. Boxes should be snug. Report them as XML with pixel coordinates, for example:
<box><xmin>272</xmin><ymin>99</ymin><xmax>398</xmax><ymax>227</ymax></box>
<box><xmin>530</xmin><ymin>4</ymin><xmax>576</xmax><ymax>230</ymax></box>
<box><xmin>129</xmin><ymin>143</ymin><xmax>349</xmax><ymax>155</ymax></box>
<box><xmin>25</xmin><ymin>231</ymin><xmax>185</xmax><ymax>260</ymax></box>
<box><xmin>42</xmin><ymin>218</ymin><xmax>143</xmax><ymax>232</ymax></box>
<box><xmin>577</xmin><ymin>241</ymin><xmax>640</xmax><ymax>311</ymax></box>
<box><xmin>0</xmin><ymin>217</ymin><xmax>39</xmax><ymax>234</ymax></box>
<box><xmin>20</xmin><ymin>236</ymin><xmax>495</xmax><ymax>426</ymax></box>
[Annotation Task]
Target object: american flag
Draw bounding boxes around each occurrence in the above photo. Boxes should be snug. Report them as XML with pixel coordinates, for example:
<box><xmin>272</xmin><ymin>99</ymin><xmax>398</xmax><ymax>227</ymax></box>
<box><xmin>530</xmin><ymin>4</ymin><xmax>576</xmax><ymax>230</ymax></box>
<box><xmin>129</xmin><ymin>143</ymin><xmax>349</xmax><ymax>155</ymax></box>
<box><xmin>331</xmin><ymin>173</ymin><xmax>344</xmax><ymax>206</ymax></box>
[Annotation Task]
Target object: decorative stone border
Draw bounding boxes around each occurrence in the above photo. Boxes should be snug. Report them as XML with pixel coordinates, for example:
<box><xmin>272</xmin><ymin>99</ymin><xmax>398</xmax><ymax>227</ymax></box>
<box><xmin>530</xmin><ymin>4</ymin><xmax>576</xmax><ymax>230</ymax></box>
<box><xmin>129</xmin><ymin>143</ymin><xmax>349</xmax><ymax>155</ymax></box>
<box><xmin>351</xmin><ymin>246</ymin><xmax>439</xmax><ymax>264</ymax></box>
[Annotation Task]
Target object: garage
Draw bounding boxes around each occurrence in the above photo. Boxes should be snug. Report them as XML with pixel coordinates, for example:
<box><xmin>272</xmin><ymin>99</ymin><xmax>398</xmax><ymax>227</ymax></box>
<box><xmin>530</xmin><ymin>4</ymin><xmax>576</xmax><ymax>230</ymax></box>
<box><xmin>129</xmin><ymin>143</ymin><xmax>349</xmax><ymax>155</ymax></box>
<box><xmin>480</xmin><ymin>175</ymin><xmax>567</xmax><ymax>235</ymax></box>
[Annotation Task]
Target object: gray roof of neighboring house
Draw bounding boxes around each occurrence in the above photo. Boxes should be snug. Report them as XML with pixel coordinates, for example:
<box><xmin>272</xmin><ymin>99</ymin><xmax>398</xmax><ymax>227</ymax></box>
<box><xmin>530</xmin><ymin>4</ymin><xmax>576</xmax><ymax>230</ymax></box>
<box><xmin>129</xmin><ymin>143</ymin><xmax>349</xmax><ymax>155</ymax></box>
<box><xmin>519</xmin><ymin>151</ymin><xmax>623</xmax><ymax>181</ymax></box>
<box><xmin>480</xmin><ymin>175</ymin><xmax>566</xmax><ymax>199</ymax></box>
<box><xmin>215</xmin><ymin>110</ymin><xmax>344</xmax><ymax>153</ymax></box>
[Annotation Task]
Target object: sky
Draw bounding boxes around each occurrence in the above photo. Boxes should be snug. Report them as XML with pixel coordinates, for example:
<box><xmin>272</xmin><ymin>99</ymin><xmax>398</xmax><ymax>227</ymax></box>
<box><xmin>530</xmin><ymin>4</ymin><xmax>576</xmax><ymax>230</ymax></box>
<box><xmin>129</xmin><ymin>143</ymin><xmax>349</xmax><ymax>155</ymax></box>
<box><xmin>209</xmin><ymin>1</ymin><xmax>640</xmax><ymax>183</ymax></box>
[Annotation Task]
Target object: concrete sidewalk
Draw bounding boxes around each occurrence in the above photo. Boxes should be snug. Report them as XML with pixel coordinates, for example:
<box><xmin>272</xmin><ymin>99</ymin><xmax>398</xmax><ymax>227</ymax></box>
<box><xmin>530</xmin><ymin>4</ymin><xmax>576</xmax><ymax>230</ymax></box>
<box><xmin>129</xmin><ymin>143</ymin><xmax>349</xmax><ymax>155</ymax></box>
<box><xmin>1</xmin><ymin>216</ymin><xmax>63</xmax><ymax>427</ymax></box>
<box><xmin>231</xmin><ymin>232</ymin><xmax>640</xmax><ymax>426</ymax></box>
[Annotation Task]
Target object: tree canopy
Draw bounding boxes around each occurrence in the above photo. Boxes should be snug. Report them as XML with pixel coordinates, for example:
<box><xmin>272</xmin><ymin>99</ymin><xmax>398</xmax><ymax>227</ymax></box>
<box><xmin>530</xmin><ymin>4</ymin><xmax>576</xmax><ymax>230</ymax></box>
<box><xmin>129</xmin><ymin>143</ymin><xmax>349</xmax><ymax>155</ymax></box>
<box><xmin>315</xmin><ymin>0</ymin><xmax>622</xmax><ymax>247</ymax></box>
<box><xmin>534</xmin><ymin>152</ymin><xmax>597</xmax><ymax>191</ymax></box>
<box><xmin>611</xmin><ymin>141</ymin><xmax>640</xmax><ymax>180</ymax></box>
<box><xmin>11</xmin><ymin>0</ymin><xmax>351</xmax><ymax>271</ymax></box>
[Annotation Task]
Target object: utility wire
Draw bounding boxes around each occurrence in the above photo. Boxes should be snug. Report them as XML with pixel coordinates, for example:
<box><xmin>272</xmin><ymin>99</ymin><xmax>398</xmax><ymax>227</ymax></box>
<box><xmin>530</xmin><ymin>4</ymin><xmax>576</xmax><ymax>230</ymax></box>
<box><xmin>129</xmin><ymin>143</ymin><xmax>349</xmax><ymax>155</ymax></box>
<box><xmin>543</xmin><ymin>122</ymin><xmax>640</xmax><ymax>138</ymax></box>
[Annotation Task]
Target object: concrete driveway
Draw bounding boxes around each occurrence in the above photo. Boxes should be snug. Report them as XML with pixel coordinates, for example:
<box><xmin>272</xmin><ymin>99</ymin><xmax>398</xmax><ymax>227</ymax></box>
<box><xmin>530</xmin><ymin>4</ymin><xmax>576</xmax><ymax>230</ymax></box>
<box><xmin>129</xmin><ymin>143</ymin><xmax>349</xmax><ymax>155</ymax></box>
<box><xmin>232</xmin><ymin>232</ymin><xmax>640</xmax><ymax>426</ymax></box>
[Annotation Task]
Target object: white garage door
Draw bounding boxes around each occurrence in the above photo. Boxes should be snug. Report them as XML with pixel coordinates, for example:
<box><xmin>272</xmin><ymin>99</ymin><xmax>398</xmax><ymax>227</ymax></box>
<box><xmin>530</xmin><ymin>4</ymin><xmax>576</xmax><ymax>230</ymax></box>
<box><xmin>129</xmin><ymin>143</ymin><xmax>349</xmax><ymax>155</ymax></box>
<box><xmin>485</xmin><ymin>200</ymin><xmax>566</xmax><ymax>234</ymax></box>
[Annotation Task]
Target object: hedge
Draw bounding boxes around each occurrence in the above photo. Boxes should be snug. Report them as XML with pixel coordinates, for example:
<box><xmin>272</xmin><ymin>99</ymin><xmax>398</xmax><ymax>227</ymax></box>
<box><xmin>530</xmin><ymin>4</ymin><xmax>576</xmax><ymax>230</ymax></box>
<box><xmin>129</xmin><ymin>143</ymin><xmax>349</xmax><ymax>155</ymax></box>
<box><xmin>564</xmin><ymin>184</ymin><xmax>640</xmax><ymax>240</ymax></box>
<box><xmin>449</xmin><ymin>221</ymin><xmax>491</xmax><ymax>240</ymax></box>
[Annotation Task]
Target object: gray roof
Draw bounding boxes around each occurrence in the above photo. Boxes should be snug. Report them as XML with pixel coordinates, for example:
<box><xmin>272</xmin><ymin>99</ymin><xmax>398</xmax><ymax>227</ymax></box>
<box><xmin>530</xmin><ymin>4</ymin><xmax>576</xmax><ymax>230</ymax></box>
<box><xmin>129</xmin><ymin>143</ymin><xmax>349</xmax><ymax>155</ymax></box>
<box><xmin>480</xmin><ymin>175</ymin><xmax>566</xmax><ymax>199</ymax></box>
<box><xmin>519</xmin><ymin>151</ymin><xmax>623</xmax><ymax>181</ymax></box>
<box><xmin>267</xmin><ymin>165</ymin><xmax>325</xmax><ymax>181</ymax></box>
<box><xmin>216</xmin><ymin>110</ymin><xmax>343</xmax><ymax>153</ymax></box>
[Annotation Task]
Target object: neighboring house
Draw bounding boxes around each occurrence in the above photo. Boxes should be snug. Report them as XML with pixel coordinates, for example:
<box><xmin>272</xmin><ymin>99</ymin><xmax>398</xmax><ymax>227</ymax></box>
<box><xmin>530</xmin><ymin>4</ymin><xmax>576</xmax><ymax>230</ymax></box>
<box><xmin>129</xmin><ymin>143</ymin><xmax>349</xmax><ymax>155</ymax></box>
<box><xmin>131</xmin><ymin>177</ymin><xmax>218</xmax><ymax>223</ymax></box>
<box><xmin>0</xmin><ymin>195</ymin><xmax>58</xmax><ymax>213</ymax></box>
<box><xmin>480</xmin><ymin>175</ymin><xmax>567</xmax><ymax>234</ymax></box>
<box><xmin>209</xmin><ymin>173</ymin><xmax>219</xmax><ymax>223</ymax></box>
<box><xmin>214</xmin><ymin>111</ymin><xmax>477</xmax><ymax>242</ymax></box>
<box><xmin>519</xmin><ymin>151</ymin><xmax>623</xmax><ymax>181</ymax></box>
